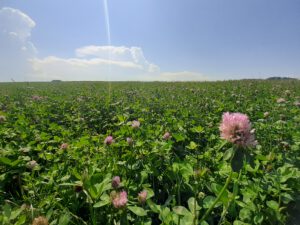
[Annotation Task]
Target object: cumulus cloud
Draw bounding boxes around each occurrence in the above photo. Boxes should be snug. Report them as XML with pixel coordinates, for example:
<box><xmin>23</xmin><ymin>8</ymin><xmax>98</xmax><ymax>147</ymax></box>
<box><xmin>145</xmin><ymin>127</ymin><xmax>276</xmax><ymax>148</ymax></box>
<box><xmin>30</xmin><ymin>55</ymin><xmax>150</xmax><ymax>81</ymax></box>
<box><xmin>30</xmin><ymin>53</ymin><xmax>207</xmax><ymax>81</ymax></box>
<box><xmin>1</xmin><ymin>7</ymin><xmax>208</xmax><ymax>82</ymax></box>
<box><xmin>30</xmin><ymin>46</ymin><xmax>210</xmax><ymax>81</ymax></box>
<box><xmin>0</xmin><ymin>7</ymin><xmax>37</xmax><ymax>81</ymax></box>
<box><xmin>0</xmin><ymin>7</ymin><xmax>35</xmax><ymax>40</ymax></box>
<box><xmin>30</xmin><ymin>45</ymin><xmax>160</xmax><ymax>81</ymax></box>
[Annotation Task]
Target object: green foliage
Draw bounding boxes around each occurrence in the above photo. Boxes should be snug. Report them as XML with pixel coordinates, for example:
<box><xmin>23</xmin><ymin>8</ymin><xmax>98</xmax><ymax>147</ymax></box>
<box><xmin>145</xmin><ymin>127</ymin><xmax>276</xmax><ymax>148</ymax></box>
<box><xmin>0</xmin><ymin>80</ymin><xmax>300</xmax><ymax>224</ymax></box>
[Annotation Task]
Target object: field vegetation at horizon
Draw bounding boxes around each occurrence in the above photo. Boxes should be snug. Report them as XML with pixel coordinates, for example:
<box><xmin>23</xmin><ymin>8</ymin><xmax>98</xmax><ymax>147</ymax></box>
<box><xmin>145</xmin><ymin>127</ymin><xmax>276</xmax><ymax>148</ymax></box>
<box><xmin>0</xmin><ymin>80</ymin><xmax>300</xmax><ymax>225</ymax></box>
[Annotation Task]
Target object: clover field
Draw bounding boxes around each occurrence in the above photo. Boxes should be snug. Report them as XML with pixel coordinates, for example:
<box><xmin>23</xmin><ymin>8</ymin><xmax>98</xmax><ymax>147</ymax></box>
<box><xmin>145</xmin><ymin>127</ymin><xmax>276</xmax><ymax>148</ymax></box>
<box><xmin>0</xmin><ymin>80</ymin><xmax>300</xmax><ymax>225</ymax></box>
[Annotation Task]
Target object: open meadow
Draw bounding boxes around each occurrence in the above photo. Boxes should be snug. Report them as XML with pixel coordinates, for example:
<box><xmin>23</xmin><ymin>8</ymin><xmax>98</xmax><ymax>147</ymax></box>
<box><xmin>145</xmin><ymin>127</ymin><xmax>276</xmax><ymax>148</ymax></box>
<box><xmin>0</xmin><ymin>80</ymin><xmax>300</xmax><ymax>225</ymax></box>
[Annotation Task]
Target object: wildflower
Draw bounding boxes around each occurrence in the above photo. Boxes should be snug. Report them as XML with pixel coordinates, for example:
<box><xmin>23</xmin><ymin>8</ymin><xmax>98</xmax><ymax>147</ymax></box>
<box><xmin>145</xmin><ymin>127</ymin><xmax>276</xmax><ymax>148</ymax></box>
<box><xmin>112</xmin><ymin>191</ymin><xmax>128</xmax><ymax>209</ymax></box>
<box><xmin>21</xmin><ymin>204</ymin><xmax>30</xmax><ymax>210</ymax></box>
<box><xmin>0</xmin><ymin>115</ymin><xmax>6</xmax><ymax>123</ymax></box>
<box><xmin>112</xmin><ymin>176</ymin><xmax>121</xmax><ymax>189</ymax></box>
<box><xmin>263</xmin><ymin>112</ymin><xmax>270</xmax><ymax>118</ymax></box>
<box><xmin>60</xmin><ymin>143</ymin><xmax>68</xmax><ymax>150</ymax></box>
<box><xmin>131</xmin><ymin>120</ymin><xmax>140</xmax><ymax>128</ymax></box>
<box><xmin>163</xmin><ymin>132</ymin><xmax>171</xmax><ymax>140</ymax></box>
<box><xmin>20</xmin><ymin>147</ymin><xmax>30</xmax><ymax>153</ymax></box>
<box><xmin>32</xmin><ymin>216</ymin><xmax>49</xmax><ymax>225</ymax></box>
<box><xmin>32</xmin><ymin>95</ymin><xmax>43</xmax><ymax>101</ymax></box>
<box><xmin>126</xmin><ymin>137</ymin><xmax>133</xmax><ymax>145</ymax></box>
<box><xmin>27</xmin><ymin>160</ymin><xmax>38</xmax><ymax>170</ymax></box>
<box><xmin>280</xmin><ymin>141</ymin><xmax>289</xmax><ymax>149</ymax></box>
<box><xmin>138</xmin><ymin>190</ymin><xmax>147</xmax><ymax>204</ymax></box>
<box><xmin>104</xmin><ymin>136</ymin><xmax>114</xmax><ymax>145</ymax></box>
<box><xmin>219</xmin><ymin>112</ymin><xmax>257</xmax><ymax>147</ymax></box>
<box><xmin>276</xmin><ymin>98</ymin><xmax>286</xmax><ymax>103</ymax></box>
<box><xmin>294</xmin><ymin>101</ymin><xmax>300</xmax><ymax>107</ymax></box>
<box><xmin>77</xmin><ymin>96</ymin><xmax>83</xmax><ymax>102</ymax></box>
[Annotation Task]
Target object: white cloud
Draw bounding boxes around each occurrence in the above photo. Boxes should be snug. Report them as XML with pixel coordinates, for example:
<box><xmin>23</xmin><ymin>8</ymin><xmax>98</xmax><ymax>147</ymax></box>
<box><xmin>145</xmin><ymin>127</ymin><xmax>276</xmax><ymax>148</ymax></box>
<box><xmin>75</xmin><ymin>45</ymin><xmax>159</xmax><ymax>73</ymax></box>
<box><xmin>0</xmin><ymin>7</ymin><xmax>35</xmax><ymax>40</ymax></box>
<box><xmin>30</xmin><ymin>55</ymin><xmax>148</xmax><ymax>81</ymax></box>
<box><xmin>0</xmin><ymin>7</ymin><xmax>208</xmax><ymax>82</ymax></box>
<box><xmin>31</xmin><ymin>46</ymin><xmax>210</xmax><ymax>81</ymax></box>
<box><xmin>30</xmin><ymin>54</ymin><xmax>208</xmax><ymax>81</ymax></box>
<box><xmin>0</xmin><ymin>7</ymin><xmax>36</xmax><ymax>81</ymax></box>
<box><xmin>30</xmin><ymin>45</ymin><xmax>160</xmax><ymax>81</ymax></box>
<box><xmin>76</xmin><ymin>45</ymin><xmax>129</xmax><ymax>58</ymax></box>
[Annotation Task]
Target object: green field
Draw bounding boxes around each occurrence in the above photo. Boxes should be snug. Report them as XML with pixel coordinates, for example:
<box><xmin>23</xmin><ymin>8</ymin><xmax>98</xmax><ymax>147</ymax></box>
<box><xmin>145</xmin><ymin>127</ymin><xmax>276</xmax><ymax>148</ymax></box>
<box><xmin>1</xmin><ymin>80</ymin><xmax>300</xmax><ymax>225</ymax></box>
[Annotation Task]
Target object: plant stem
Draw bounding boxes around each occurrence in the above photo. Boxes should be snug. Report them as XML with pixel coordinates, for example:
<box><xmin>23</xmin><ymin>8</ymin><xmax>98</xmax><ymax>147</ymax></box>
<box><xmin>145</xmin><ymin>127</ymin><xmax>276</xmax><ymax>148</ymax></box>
<box><xmin>177</xmin><ymin>177</ymin><xmax>181</xmax><ymax>206</ymax></box>
<box><xmin>218</xmin><ymin>169</ymin><xmax>242</xmax><ymax>225</ymax></box>
<box><xmin>199</xmin><ymin>170</ymin><xmax>233</xmax><ymax>223</ymax></box>
<box><xmin>18</xmin><ymin>173</ymin><xmax>24</xmax><ymax>197</ymax></box>
<box><xmin>193</xmin><ymin>192</ymin><xmax>197</xmax><ymax>225</ymax></box>
<box><xmin>277</xmin><ymin>173</ymin><xmax>281</xmax><ymax>207</ymax></box>
<box><xmin>90</xmin><ymin>204</ymin><xmax>96</xmax><ymax>225</ymax></box>
<box><xmin>177</xmin><ymin>174</ymin><xmax>182</xmax><ymax>225</ymax></box>
<box><xmin>121</xmin><ymin>208</ymin><xmax>128</xmax><ymax>225</ymax></box>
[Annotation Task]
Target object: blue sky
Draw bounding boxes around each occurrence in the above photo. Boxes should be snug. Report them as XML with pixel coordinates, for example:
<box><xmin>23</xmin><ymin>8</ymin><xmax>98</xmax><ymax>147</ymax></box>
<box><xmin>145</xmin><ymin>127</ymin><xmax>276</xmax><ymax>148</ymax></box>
<box><xmin>0</xmin><ymin>0</ymin><xmax>300</xmax><ymax>81</ymax></box>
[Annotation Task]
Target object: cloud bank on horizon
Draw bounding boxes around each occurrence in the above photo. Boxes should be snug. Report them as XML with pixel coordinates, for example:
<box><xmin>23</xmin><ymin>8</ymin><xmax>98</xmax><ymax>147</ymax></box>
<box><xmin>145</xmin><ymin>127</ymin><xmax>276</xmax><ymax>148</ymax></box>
<box><xmin>0</xmin><ymin>7</ymin><xmax>207</xmax><ymax>82</ymax></box>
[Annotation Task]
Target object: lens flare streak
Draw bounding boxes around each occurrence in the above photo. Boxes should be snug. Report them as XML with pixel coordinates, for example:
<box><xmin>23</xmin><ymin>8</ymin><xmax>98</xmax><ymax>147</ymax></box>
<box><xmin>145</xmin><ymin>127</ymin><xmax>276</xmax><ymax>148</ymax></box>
<box><xmin>103</xmin><ymin>0</ymin><xmax>112</xmax><ymax>103</ymax></box>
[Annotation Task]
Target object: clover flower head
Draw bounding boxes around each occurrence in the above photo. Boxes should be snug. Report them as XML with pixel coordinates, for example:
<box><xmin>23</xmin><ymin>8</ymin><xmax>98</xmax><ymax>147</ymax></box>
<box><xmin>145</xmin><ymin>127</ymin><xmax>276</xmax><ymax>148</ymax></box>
<box><xmin>132</xmin><ymin>120</ymin><xmax>140</xmax><ymax>128</ymax></box>
<box><xmin>0</xmin><ymin>115</ymin><xmax>6</xmax><ymax>122</ymax></box>
<box><xmin>163</xmin><ymin>132</ymin><xmax>171</xmax><ymax>140</ymax></box>
<box><xmin>32</xmin><ymin>216</ymin><xmax>49</xmax><ymax>225</ymax></box>
<box><xmin>60</xmin><ymin>143</ymin><xmax>68</xmax><ymax>150</ymax></box>
<box><xmin>27</xmin><ymin>160</ymin><xmax>38</xmax><ymax>170</ymax></box>
<box><xmin>138</xmin><ymin>190</ymin><xmax>147</xmax><ymax>204</ymax></box>
<box><xmin>219</xmin><ymin>112</ymin><xmax>257</xmax><ymax>147</ymax></box>
<box><xmin>294</xmin><ymin>101</ymin><xmax>300</xmax><ymax>107</ymax></box>
<box><xmin>277</xmin><ymin>98</ymin><xmax>286</xmax><ymax>103</ymax></box>
<box><xmin>104</xmin><ymin>136</ymin><xmax>114</xmax><ymax>145</ymax></box>
<box><xmin>112</xmin><ymin>191</ymin><xmax>128</xmax><ymax>209</ymax></box>
<box><xmin>263</xmin><ymin>112</ymin><xmax>270</xmax><ymax>118</ymax></box>
<box><xmin>32</xmin><ymin>95</ymin><xmax>43</xmax><ymax>101</ymax></box>
<box><xmin>112</xmin><ymin>176</ymin><xmax>121</xmax><ymax>189</ymax></box>
<box><xmin>126</xmin><ymin>137</ymin><xmax>133</xmax><ymax>145</ymax></box>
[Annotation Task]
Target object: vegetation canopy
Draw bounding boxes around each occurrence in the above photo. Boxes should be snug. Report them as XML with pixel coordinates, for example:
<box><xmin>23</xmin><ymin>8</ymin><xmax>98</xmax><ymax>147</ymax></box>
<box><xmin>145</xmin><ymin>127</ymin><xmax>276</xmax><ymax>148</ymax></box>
<box><xmin>0</xmin><ymin>80</ymin><xmax>300</xmax><ymax>225</ymax></box>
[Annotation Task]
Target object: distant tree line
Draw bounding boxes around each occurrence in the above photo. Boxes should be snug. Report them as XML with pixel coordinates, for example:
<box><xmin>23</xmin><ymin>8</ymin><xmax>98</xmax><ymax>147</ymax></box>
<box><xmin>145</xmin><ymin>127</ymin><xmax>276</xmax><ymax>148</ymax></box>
<box><xmin>266</xmin><ymin>76</ymin><xmax>297</xmax><ymax>80</ymax></box>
